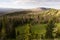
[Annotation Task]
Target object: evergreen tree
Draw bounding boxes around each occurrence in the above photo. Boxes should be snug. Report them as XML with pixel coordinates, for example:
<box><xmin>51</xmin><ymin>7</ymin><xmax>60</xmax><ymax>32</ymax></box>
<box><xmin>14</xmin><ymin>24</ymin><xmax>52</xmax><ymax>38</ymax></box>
<box><xmin>24</xmin><ymin>24</ymin><xmax>32</xmax><ymax>40</ymax></box>
<box><xmin>5</xmin><ymin>18</ymin><xmax>16</xmax><ymax>39</ymax></box>
<box><xmin>45</xmin><ymin>18</ymin><xmax>55</xmax><ymax>39</ymax></box>
<box><xmin>0</xmin><ymin>19</ymin><xmax>2</xmax><ymax>39</ymax></box>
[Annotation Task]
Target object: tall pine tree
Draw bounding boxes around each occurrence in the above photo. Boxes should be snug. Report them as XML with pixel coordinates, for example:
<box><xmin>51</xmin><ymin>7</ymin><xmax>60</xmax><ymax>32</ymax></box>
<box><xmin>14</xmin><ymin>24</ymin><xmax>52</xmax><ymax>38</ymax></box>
<box><xmin>45</xmin><ymin>18</ymin><xmax>55</xmax><ymax>39</ymax></box>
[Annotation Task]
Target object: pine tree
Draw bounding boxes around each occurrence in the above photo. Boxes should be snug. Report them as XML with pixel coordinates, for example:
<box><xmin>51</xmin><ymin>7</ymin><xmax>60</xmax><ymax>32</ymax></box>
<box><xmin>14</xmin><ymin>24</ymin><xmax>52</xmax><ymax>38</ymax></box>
<box><xmin>24</xmin><ymin>24</ymin><xmax>32</xmax><ymax>40</ymax></box>
<box><xmin>5</xmin><ymin>18</ymin><xmax>16</xmax><ymax>39</ymax></box>
<box><xmin>45</xmin><ymin>18</ymin><xmax>55</xmax><ymax>39</ymax></box>
<box><xmin>0</xmin><ymin>19</ymin><xmax>2</xmax><ymax>39</ymax></box>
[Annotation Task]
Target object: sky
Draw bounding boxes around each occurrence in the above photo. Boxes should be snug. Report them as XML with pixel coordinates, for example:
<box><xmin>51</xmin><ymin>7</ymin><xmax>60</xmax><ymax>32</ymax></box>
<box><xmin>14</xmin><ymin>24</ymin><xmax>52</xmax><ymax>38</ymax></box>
<box><xmin>0</xmin><ymin>0</ymin><xmax>60</xmax><ymax>9</ymax></box>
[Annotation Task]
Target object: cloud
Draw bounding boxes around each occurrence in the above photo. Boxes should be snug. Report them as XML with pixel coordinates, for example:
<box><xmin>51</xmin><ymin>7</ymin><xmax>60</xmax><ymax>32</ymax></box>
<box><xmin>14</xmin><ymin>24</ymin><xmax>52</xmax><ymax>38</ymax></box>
<box><xmin>13</xmin><ymin>0</ymin><xmax>60</xmax><ymax>2</ymax></box>
<box><xmin>0</xmin><ymin>0</ymin><xmax>40</xmax><ymax>8</ymax></box>
<box><xmin>0</xmin><ymin>0</ymin><xmax>60</xmax><ymax>9</ymax></box>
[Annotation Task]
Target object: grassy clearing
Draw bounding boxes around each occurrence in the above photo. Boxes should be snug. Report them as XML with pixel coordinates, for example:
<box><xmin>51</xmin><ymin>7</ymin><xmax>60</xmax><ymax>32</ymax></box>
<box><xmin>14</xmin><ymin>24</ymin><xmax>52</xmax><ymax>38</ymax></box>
<box><xmin>16</xmin><ymin>24</ymin><xmax>47</xmax><ymax>34</ymax></box>
<box><xmin>31</xmin><ymin>24</ymin><xmax>47</xmax><ymax>34</ymax></box>
<box><xmin>56</xmin><ymin>23</ymin><xmax>60</xmax><ymax>27</ymax></box>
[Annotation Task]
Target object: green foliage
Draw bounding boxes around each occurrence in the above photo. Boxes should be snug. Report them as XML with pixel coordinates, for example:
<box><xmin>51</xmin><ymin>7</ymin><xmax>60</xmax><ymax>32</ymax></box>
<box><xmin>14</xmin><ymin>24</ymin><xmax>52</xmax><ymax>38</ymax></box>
<box><xmin>0</xmin><ymin>9</ymin><xmax>60</xmax><ymax>40</ymax></box>
<box><xmin>45</xmin><ymin>18</ymin><xmax>56</xmax><ymax>39</ymax></box>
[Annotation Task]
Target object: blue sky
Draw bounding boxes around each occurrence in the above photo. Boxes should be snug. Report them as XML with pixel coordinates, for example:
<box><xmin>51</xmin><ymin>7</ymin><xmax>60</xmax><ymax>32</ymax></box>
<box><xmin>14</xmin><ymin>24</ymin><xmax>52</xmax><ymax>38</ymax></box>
<box><xmin>0</xmin><ymin>0</ymin><xmax>60</xmax><ymax>9</ymax></box>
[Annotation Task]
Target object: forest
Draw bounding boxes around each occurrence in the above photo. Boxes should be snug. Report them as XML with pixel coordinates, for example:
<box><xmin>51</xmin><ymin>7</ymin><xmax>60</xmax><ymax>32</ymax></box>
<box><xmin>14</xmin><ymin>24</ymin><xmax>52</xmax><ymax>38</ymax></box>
<box><xmin>0</xmin><ymin>9</ymin><xmax>60</xmax><ymax>40</ymax></box>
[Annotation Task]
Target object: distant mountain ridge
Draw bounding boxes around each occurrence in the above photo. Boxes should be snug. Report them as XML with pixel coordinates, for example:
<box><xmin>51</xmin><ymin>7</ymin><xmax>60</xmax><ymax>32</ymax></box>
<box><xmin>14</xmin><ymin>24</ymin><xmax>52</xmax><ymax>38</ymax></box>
<box><xmin>0</xmin><ymin>7</ymin><xmax>58</xmax><ymax>16</ymax></box>
<box><xmin>0</xmin><ymin>8</ymin><xmax>25</xmax><ymax>16</ymax></box>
